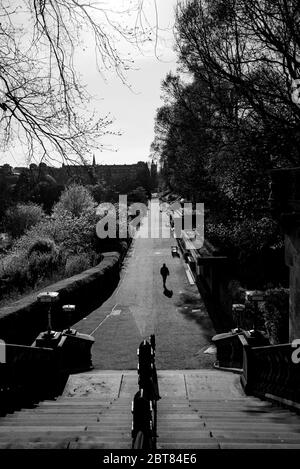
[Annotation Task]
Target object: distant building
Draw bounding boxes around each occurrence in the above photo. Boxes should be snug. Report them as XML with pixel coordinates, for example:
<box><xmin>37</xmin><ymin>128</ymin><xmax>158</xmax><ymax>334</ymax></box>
<box><xmin>0</xmin><ymin>161</ymin><xmax>151</xmax><ymax>189</ymax></box>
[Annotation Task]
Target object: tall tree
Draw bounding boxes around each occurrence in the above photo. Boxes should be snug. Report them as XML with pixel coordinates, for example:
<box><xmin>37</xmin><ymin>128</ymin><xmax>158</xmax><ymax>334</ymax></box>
<box><xmin>0</xmin><ymin>1</ymin><xmax>153</xmax><ymax>164</ymax></box>
<box><xmin>175</xmin><ymin>0</ymin><xmax>300</xmax><ymax>164</ymax></box>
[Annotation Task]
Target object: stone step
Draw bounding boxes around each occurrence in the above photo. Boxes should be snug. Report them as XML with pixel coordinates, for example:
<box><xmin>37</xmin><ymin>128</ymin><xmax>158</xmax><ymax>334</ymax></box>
<box><xmin>0</xmin><ymin>440</ymin><xmax>131</xmax><ymax>449</ymax></box>
<box><xmin>157</xmin><ymin>431</ymin><xmax>212</xmax><ymax>439</ymax></box>
<box><xmin>189</xmin><ymin>399</ymin><xmax>272</xmax><ymax>405</ymax></box>
<box><xmin>158</xmin><ymin>425</ymin><xmax>210</xmax><ymax>431</ymax></box>
<box><xmin>157</xmin><ymin>414</ymin><xmax>201</xmax><ymax>420</ymax></box>
<box><xmin>68</xmin><ymin>441</ymin><xmax>131</xmax><ymax>449</ymax></box>
<box><xmin>157</xmin><ymin>442</ymin><xmax>219</xmax><ymax>449</ymax></box>
<box><xmin>0</xmin><ymin>420</ymin><xmax>132</xmax><ymax>428</ymax></box>
<box><xmin>0</xmin><ymin>431</ymin><xmax>131</xmax><ymax>442</ymax></box>
<box><xmin>42</xmin><ymin>400</ymin><xmax>117</xmax><ymax>404</ymax></box>
<box><xmin>157</xmin><ymin>434</ymin><xmax>300</xmax><ymax>443</ymax></box>
<box><xmin>197</xmin><ymin>419</ymin><xmax>300</xmax><ymax>426</ymax></box>
<box><xmin>158</xmin><ymin>422</ymin><xmax>300</xmax><ymax>431</ymax></box>
<box><xmin>157</xmin><ymin>441</ymin><xmax>300</xmax><ymax>449</ymax></box>
<box><xmin>219</xmin><ymin>442</ymin><xmax>300</xmax><ymax>449</ymax></box>
<box><xmin>0</xmin><ymin>426</ymin><xmax>86</xmax><ymax>433</ymax></box>
<box><xmin>158</xmin><ymin>429</ymin><xmax>300</xmax><ymax>439</ymax></box>
<box><xmin>204</xmin><ymin>422</ymin><xmax>300</xmax><ymax>430</ymax></box>
<box><xmin>0</xmin><ymin>441</ymin><xmax>71</xmax><ymax>449</ymax></box>
<box><xmin>196</xmin><ymin>404</ymin><xmax>282</xmax><ymax>410</ymax></box>
<box><xmin>212</xmin><ymin>432</ymin><xmax>300</xmax><ymax>441</ymax></box>
<box><xmin>194</xmin><ymin>414</ymin><xmax>298</xmax><ymax>421</ymax></box>
<box><xmin>20</xmin><ymin>408</ymin><xmax>110</xmax><ymax>414</ymax></box>
<box><xmin>157</xmin><ymin>402</ymin><xmax>190</xmax><ymax>410</ymax></box>
<box><xmin>156</xmin><ymin>409</ymin><xmax>196</xmax><ymax>414</ymax></box>
<box><xmin>2</xmin><ymin>413</ymin><xmax>132</xmax><ymax>421</ymax></box>
<box><xmin>0</xmin><ymin>412</ymin><xmax>130</xmax><ymax>419</ymax></box>
<box><xmin>191</xmin><ymin>406</ymin><xmax>293</xmax><ymax>413</ymax></box>
<box><xmin>189</xmin><ymin>401</ymin><xmax>287</xmax><ymax>408</ymax></box>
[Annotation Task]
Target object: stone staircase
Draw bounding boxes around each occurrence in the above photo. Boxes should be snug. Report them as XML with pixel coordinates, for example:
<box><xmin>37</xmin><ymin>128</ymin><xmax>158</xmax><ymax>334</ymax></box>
<box><xmin>156</xmin><ymin>370</ymin><xmax>300</xmax><ymax>449</ymax></box>
<box><xmin>157</xmin><ymin>397</ymin><xmax>300</xmax><ymax>449</ymax></box>
<box><xmin>0</xmin><ymin>396</ymin><xmax>132</xmax><ymax>449</ymax></box>
<box><xmin>0</xmin><ymin>370</ymin><xmax>299</xmax><ymax>449</ymax></box>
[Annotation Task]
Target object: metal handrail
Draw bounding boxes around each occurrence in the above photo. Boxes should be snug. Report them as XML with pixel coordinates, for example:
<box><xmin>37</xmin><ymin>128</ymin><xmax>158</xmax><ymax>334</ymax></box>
<box><xmin>131</xmin><ymin>334</ymin><xmax>160</xmax><ymax>449</ymax></box>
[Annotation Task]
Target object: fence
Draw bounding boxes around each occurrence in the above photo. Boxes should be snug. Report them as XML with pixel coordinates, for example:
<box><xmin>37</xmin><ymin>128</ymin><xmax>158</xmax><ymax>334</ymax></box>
<box><xmin>239</xmin><ymin>334</ymin><xmax>300</xmax><ymax>410</ymax></box>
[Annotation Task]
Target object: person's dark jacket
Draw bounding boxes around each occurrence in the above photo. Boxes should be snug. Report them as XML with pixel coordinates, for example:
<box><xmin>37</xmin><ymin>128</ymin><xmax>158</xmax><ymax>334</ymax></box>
<box><xmin>160</xmin><ymin>266</ymin><xmax>169</xmax><ymax>278</ymax></box>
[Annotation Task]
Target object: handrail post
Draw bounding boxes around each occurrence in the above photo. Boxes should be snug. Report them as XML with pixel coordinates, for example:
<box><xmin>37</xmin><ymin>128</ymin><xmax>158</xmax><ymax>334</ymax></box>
<box><xmin>238</xmin><ymin>334</ymin><xmax>253</xmax><ymax>394</ymax></box>
<box><xmin>132</xmin><ymin>334</ymin><xmax>159</xmax><ymax>449</ymax></box>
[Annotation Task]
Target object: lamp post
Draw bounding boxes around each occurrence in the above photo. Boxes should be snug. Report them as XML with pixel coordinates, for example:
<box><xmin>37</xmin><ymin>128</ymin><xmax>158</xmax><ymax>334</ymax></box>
<box><xmin>63</xmin><ymin>304</ymin><xmax>76</xmax><ymax>334</ymax></box>
<box><xmin>37</xmin><ymin>291</ymin><xmax>59</xmax><ymax>337</ymax></box>
<box><xmin>245</xmin><ymin>290</ymin><xmax>265</xmax><ymax>331</ymax></box>
<box><xmin>232</xmin><ymin>304</ymin><xmax>245</xmax><ymax>331</ymax></box>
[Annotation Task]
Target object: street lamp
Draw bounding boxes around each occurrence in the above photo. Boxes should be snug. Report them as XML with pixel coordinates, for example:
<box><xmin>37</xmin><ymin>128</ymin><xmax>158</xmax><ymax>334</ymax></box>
<box><xmin>63</xmin><ymin>304</ymin><xmax>76</xmax><ymax>334</ymax></box>
<box><xmin>245</xmin><ymin>290</ymin><xmax>265</xmax><ymax>331</ymax></box>
<box><xmin>232</xmin><ymin>304</ymin><xmax>245</xmax><ymax>331</ymax></box>
<box><xmin>37</xmin><ymin>291</ymin><xmax>59</xmax><ymax>337</ymax></box>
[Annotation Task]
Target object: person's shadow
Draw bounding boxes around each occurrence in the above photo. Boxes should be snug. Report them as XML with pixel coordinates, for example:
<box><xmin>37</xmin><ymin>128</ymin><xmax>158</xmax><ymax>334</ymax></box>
<box><xmin>163</xmin><ymin>286</ymin><xmax>173</xmax><ymax>298</ymax></box>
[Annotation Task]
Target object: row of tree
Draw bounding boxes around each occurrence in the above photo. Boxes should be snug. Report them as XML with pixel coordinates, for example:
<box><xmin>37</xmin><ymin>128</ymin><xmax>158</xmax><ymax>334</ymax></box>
<box><xmin>0</xmin><ymin>163</ymin><xmax>153</xmax><ymax>230</ymax></box>
<box><xmin>152</xmin><ymin>0</ymin><xmax>299</xmax><ymax>287</ymax></box>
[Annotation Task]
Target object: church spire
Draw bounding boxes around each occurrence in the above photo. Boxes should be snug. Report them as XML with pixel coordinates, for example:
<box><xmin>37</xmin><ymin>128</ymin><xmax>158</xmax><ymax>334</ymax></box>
<box><xmin>92</xmin><ymin>154</ymin><xmax>96</xmax><ymax>166</ymax></box>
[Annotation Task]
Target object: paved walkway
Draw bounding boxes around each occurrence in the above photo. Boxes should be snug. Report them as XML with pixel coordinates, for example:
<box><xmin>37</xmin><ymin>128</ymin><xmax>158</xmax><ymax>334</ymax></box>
<box><xmin>74</xmin><ymin>198</ymin><xmax>216</xmax><ymax>369</ymax></box>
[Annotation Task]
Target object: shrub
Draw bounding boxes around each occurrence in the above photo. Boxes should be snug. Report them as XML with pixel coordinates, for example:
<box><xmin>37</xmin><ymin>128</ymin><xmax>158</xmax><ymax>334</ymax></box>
<box><xmin>262</xmin><ymin>288</ymin><xmax>289</xmax><ymax>344</ymax></box>
<box><xmin>0</xmin><ymin>251</ymin><xmax>29</xmax><ymax>292</ymax></box>
<box><xmin>27</xmin><ymin>251</ymin><xmax>61</xmax><ymax>286</ymax></box>
<box><xmin>231</xmin><ymin>287</ymin><xmax>289</xmax><ymax>344</ymax></box>
<box><xmin>206</xmin><ymin>217</ymin><xmax>286</xmax><ymax>287</ymax></box>
<box><xmin>0</xmin><ymin>186</ymin><xmax>104</xmax><ymax>300</ymax></box>
<box><xmin>205</xmin><ymin>217</ymin><xmax>281</xmax><ymax>257</ymax></box>
<box><xmin>5</xmin><ymin>203</ymin><xmax>45</xmax><ymax>238</ymax></box>
<box><xmin>64</xmin><ymin>254</ymin><xmax>92</xmax><ymax>277</ymax></box>
<box><xmin>14</xmin><ymin>209</ymin><xmax>98</xmax><ymax>257</ymax></box>
<box><xmin>53</xmin><ymin>184</ymin><xmax>96</xmax><ymax>218</ymax></box>
<box><xmin>28</xmin><ymin>238</ymin><xmax>58</xmax><ymax>257</ymax></box>
<box><xmin>128</xmin><ymin>186</ymin><xmax>148</xmax><ymax>204</ymax></box>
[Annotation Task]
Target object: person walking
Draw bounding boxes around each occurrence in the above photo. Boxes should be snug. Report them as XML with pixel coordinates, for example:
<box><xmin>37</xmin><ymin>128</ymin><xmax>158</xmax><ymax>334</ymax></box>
<box><xmin>160</xmin><ymin>263</ymin><xmax>169</xmax><ymax>289</ymax></box>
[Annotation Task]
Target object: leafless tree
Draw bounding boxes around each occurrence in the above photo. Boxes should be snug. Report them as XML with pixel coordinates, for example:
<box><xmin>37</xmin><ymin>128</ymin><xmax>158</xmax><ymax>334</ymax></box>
<box><xmin>0</xmin><ymin>0</ymin><xmax>156</xmax><ymax>164</ymax></box>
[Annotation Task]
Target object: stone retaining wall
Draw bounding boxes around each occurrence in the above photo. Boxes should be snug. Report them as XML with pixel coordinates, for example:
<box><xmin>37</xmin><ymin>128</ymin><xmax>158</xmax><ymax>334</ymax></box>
<box><xmin>177</xmin><ymin>237</ymin><xmax>233</xmax><ymax>332</ymax></box>
<box><xmin>0</xmin><ymin>247</ymin><xmax>128</xmax><ymax>345</ymax></box>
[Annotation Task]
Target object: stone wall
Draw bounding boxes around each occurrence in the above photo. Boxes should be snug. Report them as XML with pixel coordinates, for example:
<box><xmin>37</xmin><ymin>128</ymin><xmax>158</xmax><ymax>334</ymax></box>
<box><xmin>270</xmin><ymin>167</ymin><xmax>300</xmax><ymax>341</ymax></box>
<box><xmin>285</xmin><ymin>230</ymin><xmax>300</xmax><ymax>340</ymax></box>
<box><xmin>0</xmin><ymin>250</ymin><xmax>124</xmax><ymax>345</ymax></box>
<box><xmin>177</xmin><ymin>237</ymin><xmax>233</xmax><ymax>332</ymax></box>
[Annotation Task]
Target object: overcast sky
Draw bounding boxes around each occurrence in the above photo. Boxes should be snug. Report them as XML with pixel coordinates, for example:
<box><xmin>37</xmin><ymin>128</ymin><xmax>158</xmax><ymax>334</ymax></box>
<box><xmin>3</xmin><ymin>0</ymin><xmax>178</xmax><ymax>168</ymax></box>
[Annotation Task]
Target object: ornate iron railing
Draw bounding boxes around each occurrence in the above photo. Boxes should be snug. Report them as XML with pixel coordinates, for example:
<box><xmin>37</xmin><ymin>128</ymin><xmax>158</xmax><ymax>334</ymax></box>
<box><xmin>239</xmin><ymin>335</ymin><xmax>300</xmax><ymax>409</ymax></box>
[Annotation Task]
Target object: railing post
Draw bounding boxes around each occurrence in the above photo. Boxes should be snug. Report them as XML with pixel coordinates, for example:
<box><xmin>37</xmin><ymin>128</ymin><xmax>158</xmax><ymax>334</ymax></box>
<box><xmin>132</xmin><ymin>335</ymin><xmax>159</xmax><ymax>449</ymax></box>
<box><xmin>238</xmin><ymin>334</ymin><xmax>254</xmax><ymax>395</ymax></box>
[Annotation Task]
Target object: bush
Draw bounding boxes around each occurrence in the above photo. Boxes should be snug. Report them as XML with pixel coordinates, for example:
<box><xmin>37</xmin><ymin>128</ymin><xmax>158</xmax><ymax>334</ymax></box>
<box><xmin>64</xmin><ymin>254</ymin><xmax>92</xmax><ymax>277</ymax></box>
<box><xmin>0</xmin><ymin>252</ymin><xmax>29</xmax><ymax>292</ymax></box>
<box><xmin>14</xmin><ymin>209</ymin><xmax>98</xmax><ymax>257</ymax></box>
<box><xmin>53</xmin><ymin>184</ymin><xmax>96</xmax><ymax>218</ymax></box>
<box><xmin>262</xmin><ymin>288</ymin><xmax>289</xmax><ymax>344</ymax></box>
<box><xmin>5</xmin><ymin>203</ymin><xmax>45</xmax><ymax>238</ymax></box>
<box><xmin>0</xmin><ymin>186</ymin><xmax>104</xmax><ymax>301</ymax></box>
<box><xmin>206</xmin><ymin>217</ymin><xmax>281</xmax><ymax>257</ymax></box>
<box><xmin>128</xmin><ymin>186</ymin><xmax>148</xmax><ymax>204</ymax></box>
<box><xmin>206</xmin><ymin>217</ymin><xmax>286</xmax><ymax>287</ymax></box>
<box><xmin>28</xmin><ymin>238</ymin><xmax>58</xmax><ymax>257</ymax></box>
<box><xmin>231</xmin><ymin>287</ymin><xmax>289</xmax><ymax>344</ymax></box>
<box><xmin>27</xmin><ymin>251</ymin><xmax>61</xmax><ymax>286</ymax></box>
